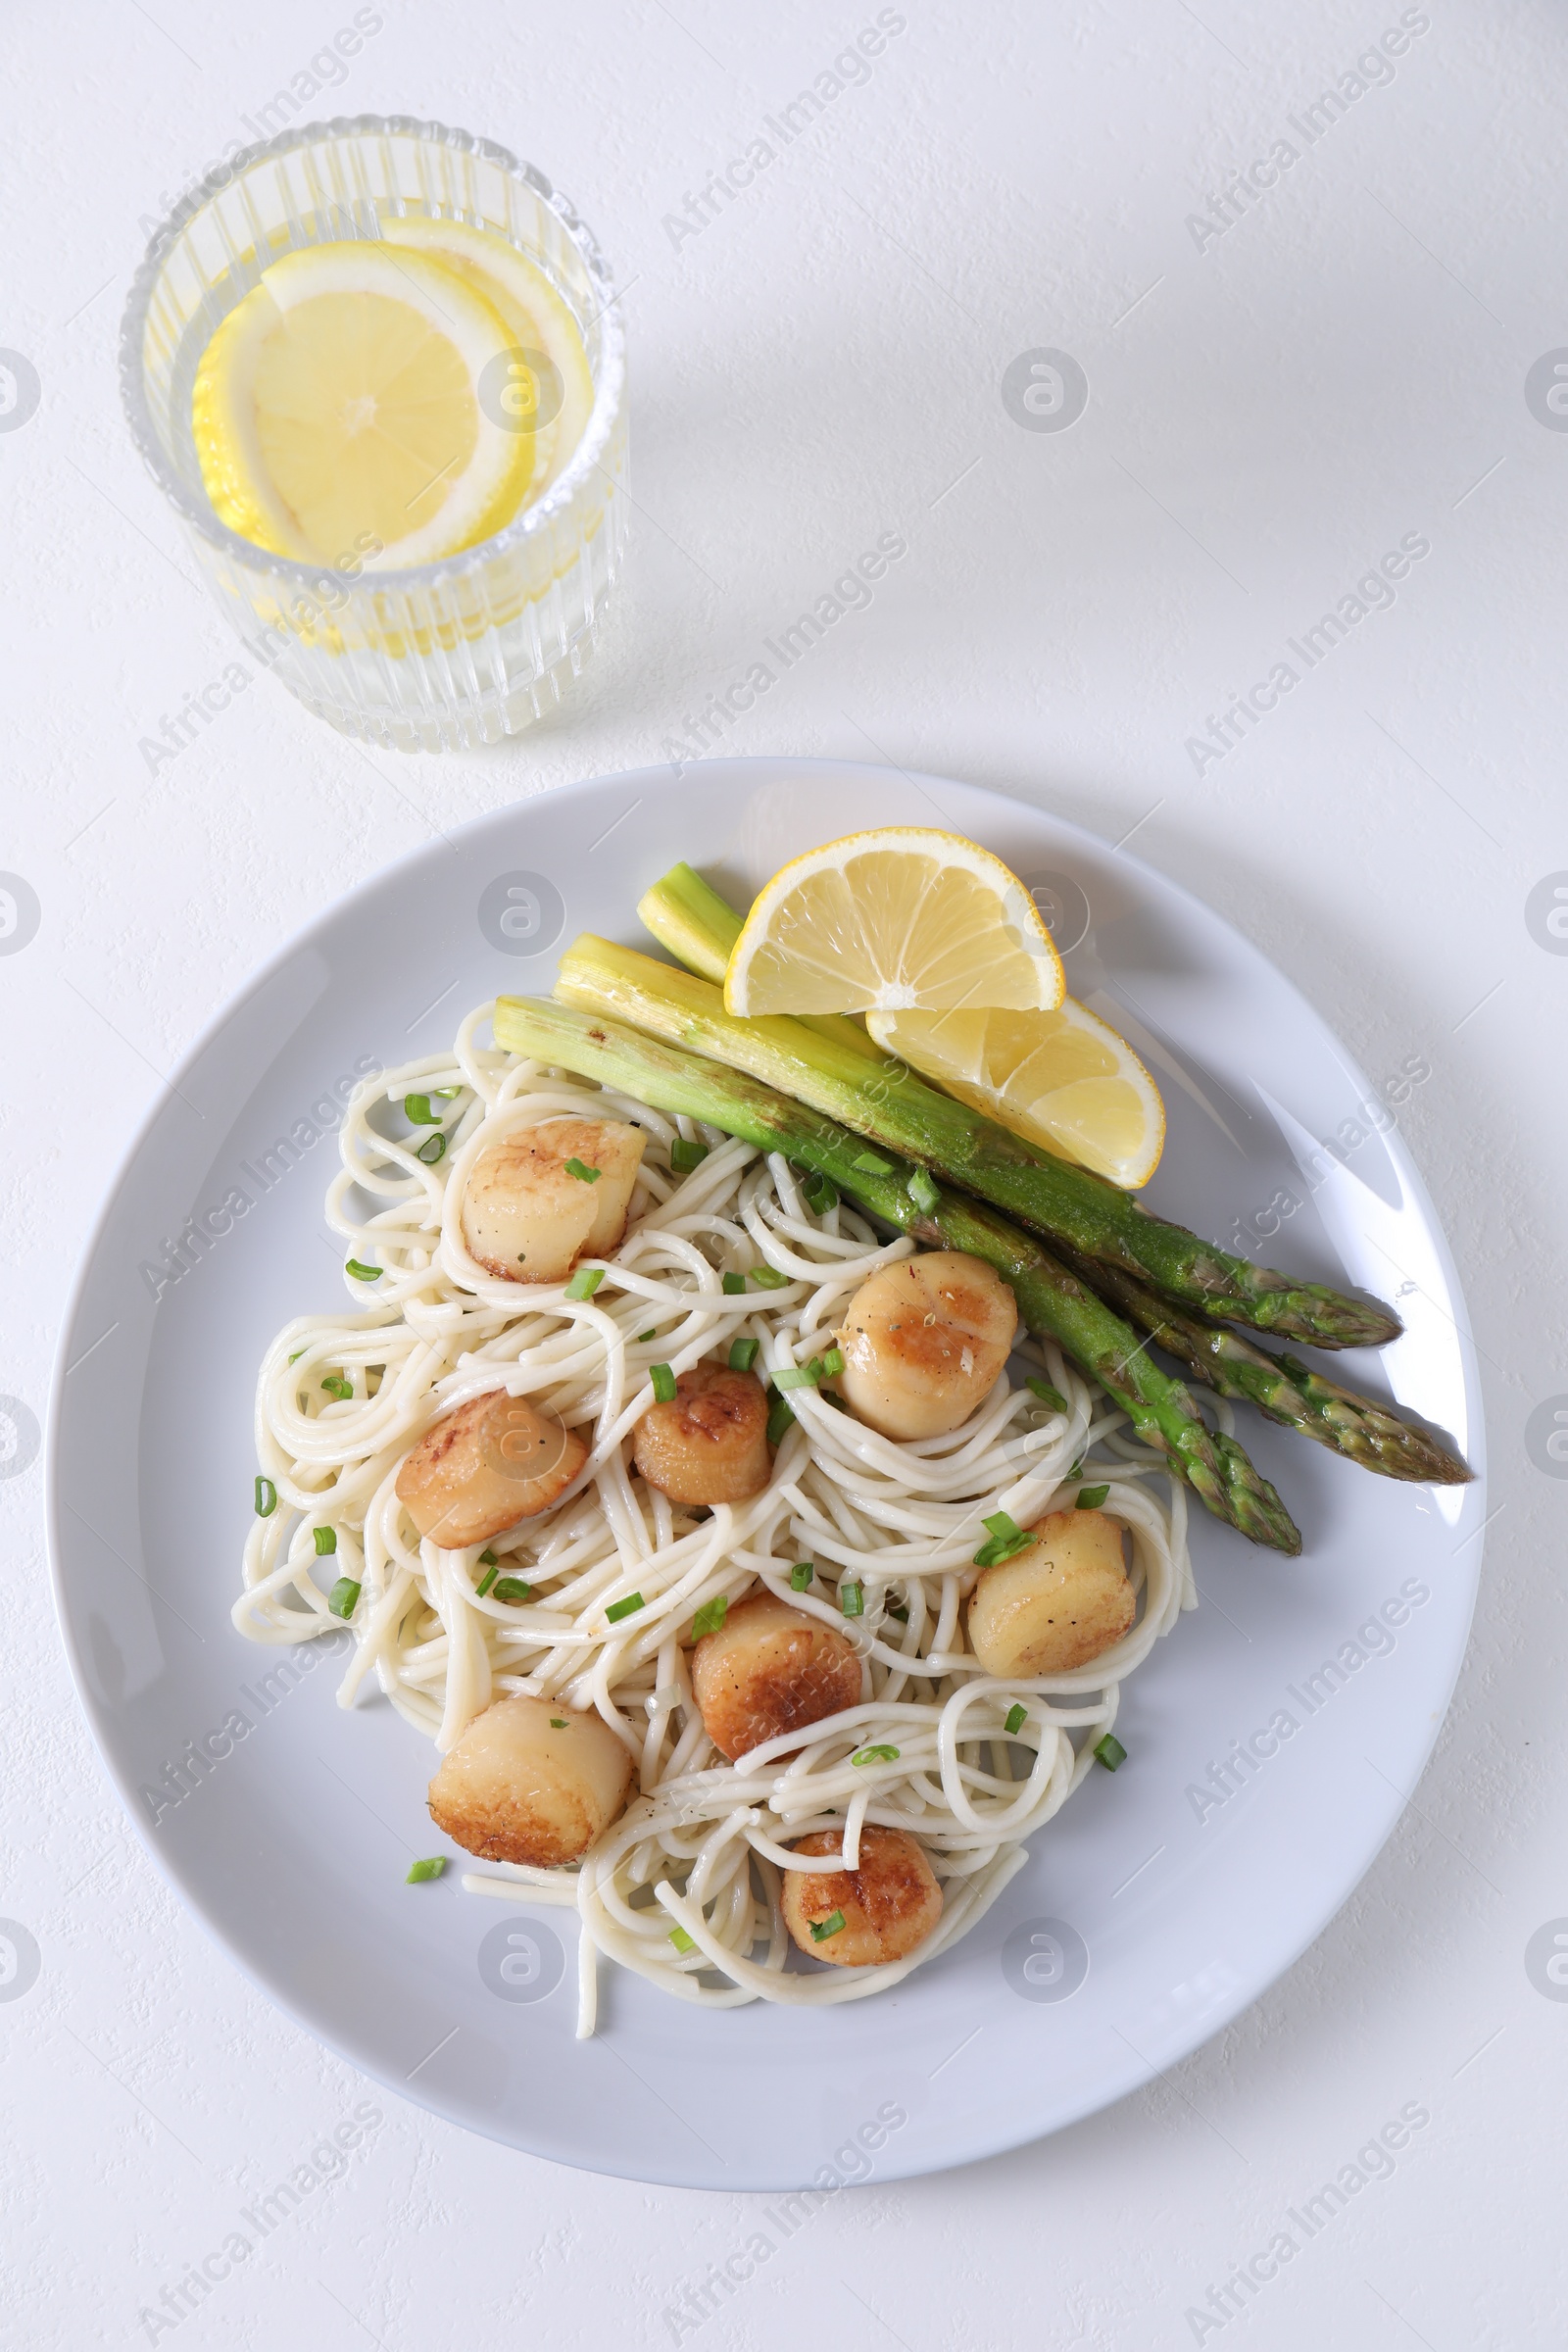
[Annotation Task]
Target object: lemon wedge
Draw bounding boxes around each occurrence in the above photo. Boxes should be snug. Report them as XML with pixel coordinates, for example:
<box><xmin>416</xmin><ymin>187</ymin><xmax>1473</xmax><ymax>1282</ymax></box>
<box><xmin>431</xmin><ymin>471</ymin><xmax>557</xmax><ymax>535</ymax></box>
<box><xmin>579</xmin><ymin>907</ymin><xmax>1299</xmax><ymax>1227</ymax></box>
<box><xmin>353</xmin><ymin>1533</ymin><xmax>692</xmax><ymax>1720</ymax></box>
<box><xmin>865</xmin><ymin>999</ymin><xmax>1165</xmax><ymax>1188</ymax></box>
<box><xmin>192</xmin><ymin>240</ymin><xmax>533</xmax><ymax>566</ymax></box>
<box><xmin>378</xmin><ymin>217</ymin><xmax>594</xmax><ymax>511</ymax></box>
<box><xmin>724</xmin><ymin>828</ymin><xmax>1064</xmax><ymax>1018</ymax></box>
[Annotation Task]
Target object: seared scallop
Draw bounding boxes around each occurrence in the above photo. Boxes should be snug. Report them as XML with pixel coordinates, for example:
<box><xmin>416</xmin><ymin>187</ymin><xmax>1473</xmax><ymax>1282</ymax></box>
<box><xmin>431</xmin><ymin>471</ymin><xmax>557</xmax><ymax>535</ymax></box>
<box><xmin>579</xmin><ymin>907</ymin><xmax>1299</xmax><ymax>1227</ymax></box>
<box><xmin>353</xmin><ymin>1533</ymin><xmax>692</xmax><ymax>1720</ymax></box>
<box><xmin>781</xmin><ymin>1826</ymin><xmax>943</xmax><ymax>1966</ymax></box>
<box><xmin>462</xmin><ymin>1115</ymin><xmax>645</xmax><ymax>1283</ymax></box>
<box><xmin>633</xmin><ymin>1364</ymin><xmax>772</xmax><ymax>1505</ymax></box>
<box><xmin>395</xmin><ymin>1390</ymin><xmax>587</xmax><ymax>1548</ymax></box>
<box><xmin>966</xmin><ymin>1506</ymin><xmax>1134</xmax><ymax>1676</ymax></box>
<box><xmin>690</xmin><ymin>1589</ymin><xmax>862</xmax><ymax>1760</ymax></box>
<box><xmin>427</xmin><ymin>1694</ymin><xmax>632</xmax><ymax>1866</ymax></box>
<box><xmin>836</xmin><ymin>1250</ymin><xmax>1018</xmax><ymax>1440</ymax></box>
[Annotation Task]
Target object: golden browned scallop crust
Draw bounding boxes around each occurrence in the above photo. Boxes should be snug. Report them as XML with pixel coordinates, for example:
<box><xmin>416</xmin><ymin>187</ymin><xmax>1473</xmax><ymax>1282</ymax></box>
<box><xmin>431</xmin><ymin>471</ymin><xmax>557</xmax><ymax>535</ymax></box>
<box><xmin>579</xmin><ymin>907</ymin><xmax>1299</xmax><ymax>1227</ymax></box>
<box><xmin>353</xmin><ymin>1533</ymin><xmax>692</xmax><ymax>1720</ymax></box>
<box><xmin>461</xmin><ymin>1115</ymin><xmax>645</xmax><ymax>1283</ymax></box>
<box><xmin>632</xmin><ymin>1363</ymin><xmax>772</xmax><ymax>1504</ymax></box>
<box><xmin>966</xmin><ymin>1506</ymin><xmax>1134</xmax><ymax>1676</ymax></box>
<box><xmin>690</xmin><ymin>1589</ymin><xmax>862</xmax><ymax>1761</ymax></box>
<box><xmin>427</xmin><ymin>1694</ymin><xmax>632</xmax><ymax>1866</ymax></box>
<box><xmin>781</xmin><ymin>1826</ymin><xmax>943</xmax><ymax>1966</ymax></box>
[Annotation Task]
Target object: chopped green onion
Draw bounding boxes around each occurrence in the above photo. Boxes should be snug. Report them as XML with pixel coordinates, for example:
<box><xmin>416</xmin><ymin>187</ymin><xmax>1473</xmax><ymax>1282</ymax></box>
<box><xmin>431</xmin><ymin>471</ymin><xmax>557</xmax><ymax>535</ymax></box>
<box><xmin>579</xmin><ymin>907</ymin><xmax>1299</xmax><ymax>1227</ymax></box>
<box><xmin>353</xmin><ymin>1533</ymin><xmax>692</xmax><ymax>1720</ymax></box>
<box><xmin>474</xmin><ymin>1564</ymin><xmax>499</xmax><ymax>1597</ymax></box>
<box><xmin>852</xmin><ymin>1149</ymin><xmax>894</xmax><ymax>1174</ymax></box>
<box><xmin>416</xmin><ymin>1132</ymin><xmax>446</xmax><ymax>1165</ymax></box>
<box><xmin>564</xmin><ymin>1264</ymin><xmax>606</xmax><ymax>1301</ymax></box>
<box><xmin>404</xmin><ymin>1093</ymin><xmax>439</xmax><ymax>1125</ymax></box>
<box><xmin>1067</xmin><ymin>1455</ymin><xmax>1084</xmax><ymax>1479</ymax></box>
<box><xmin>691</xmin><ymin>1594</ymin><xmax>728</xmax><ymax>1640</ymax></box>
<box><xmin>564</xmin><ymin>1157</ymin><xmax>601</xmax><ymax>1184</ymax></box>
<box><xmin>773</xmin><ymin>1362</ymin><xmax>821</xmax><ymax>1393</ymax></box>
<box><xmin>907</xmin><ymin>1166</ymin><xmax>941</xmax><ymax>1215</ymax></box>
<box><xmin>345</xmin><ymin>1258</ymin><xmax>381</xmax><ymax>1282</ymax></box>
<box><xmin>1077</xmin><ymin>1484</ymin><xmax>1110</xmax><ymax>1509</ymax></box>
<box><xmin>493</xmin><ymin>1576</ymin><xmax>533</xmax><ymax>1603</ymax></box>
<box><xmin>821</xmin><ymin>1347</ymin><xmax>845</xmax><ymax>1377</ymax></box>
<box><xmin>840</xmin><ymin>1581</ymin><xmax>863</xmax><ymax>1618</ymax></box>
<box><xmin>638</xmin><ymin>1329</ymin><xmax>658</xmax><ymax>1342</ymax></box>
<box><xmin>314</xmin><ymin>1526</ymin><xmax>337</xmax><ymax>1555</ymax></box>
<box><xmin>887</xmin><ymin>1600</ymin><xmax>909</xmax><ymax>1623</ymax></box>
<box><xmin>254</xmin><ymin>1476</ymin><xmax>277</xmax><ymax>1517</ymax></box>
<box><xmin>728</xmin><ymin>1336</ymin><xmax>760</xmax><ymax>1372</ymax></box>
<box><xmin>551</xmin><ymin>1717</ymin><xmax>569</xmax><ymax>1729</ymax></box>
<box><xmin>1004</xmin><ymin>1702</ymin><xmax>1027</xmax><ymax>1736</ymax></box>
<box><xmin>852</xmin><ymin>1743</ymin><xmax>900</xmax><ymax>1766</ymax></box>
<box><xmin>721</xmin><ymin>1272</ymin><xmax>747</xmax><ymax>1295</ymax></box>
<box><xmin>327</xmin><ymin>1575</ymin><xmax>360</xmax><ymax>1618</ymax></box>
<box><xmin>477</xmin><ymin>1547</ymin><xmax>499</xmax><ymax>1566</ymax></box>
<box><xmin>650</xmin><ymin>1363</ymin><xmax>678</xmax><ymax>1404</ymax></box>
<box><xmin>973</xmin><ymin>1508</ymin><xmax>1033</xmax><ymax>1567</ymax></box>
<box><xmin>669</xmin><ymin>1138</ymin><xmax>709</xmax><ymax>1173</ymax></box>
<box><xmin>668</xmin><ymin>1925</ymin><xmax>697</xmax><ymax>1955</ymax></box>
<box><xmin>406</xmin><ymin>1856</ymin><xmax>445</xmax><ymax>1883</ymax></box>
<box><xmin>1026</xmin><ymin>1378</ymin><xmax>1069</xmax><ymax>1412</ymax></box>
<box><xmin>1094</xmin><ymin>1733</ymin><xmax>1127</xmax><ymax>1771</ymax></box>
<box><xmin>288</xmin><ymin>1349</ymin><xmax>305</xmax><ymax>1364</ymax></box>
<box><xmin>803</xmin><ymin>1172</ymin><xmax>839</xmax><ymax>1215</ymax></box>
<box><xmin>433</xmin><ymin>1086</ymin><xmax>463</xmax><ymax>1098</ymax></box>
<box><xmin>809</xmin><ymin>1909</ymin><xmax>847</xmax><ymax>1942</ymax></box>
<box><xmin>750</xmin><ymin>1264</ymin><xmax>788</xmax><ymax>1289</ymax></box>
<box><xmin>790</xmin><ymin>1561</ymin><xmax>814</xmax><ymax>1592</ymax></box>
<box><xmin>766</xmin><ymin>1394</ymin><xmax>796</xmax><ymax>1446</ymax></box>
<box><xmin>320</xmin><ymin>1374</ymin><xmax>354</xmax><ymax>1400</ymax></box>
<box><xmin>606</xmin><ymin>1592</ymin><xmax>645</xmax><ymax>1623</ymax></box>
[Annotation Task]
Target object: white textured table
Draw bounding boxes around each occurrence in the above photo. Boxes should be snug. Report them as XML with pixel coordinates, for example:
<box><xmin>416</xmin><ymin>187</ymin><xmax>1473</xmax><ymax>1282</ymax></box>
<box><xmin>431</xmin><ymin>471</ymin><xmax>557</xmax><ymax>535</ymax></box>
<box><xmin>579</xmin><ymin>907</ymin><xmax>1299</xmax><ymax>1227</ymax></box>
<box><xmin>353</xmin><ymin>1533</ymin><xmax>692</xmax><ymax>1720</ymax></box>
<box><xmin>5</xmin><ymin>3</ymin><xmax>1565</xmax><ymax>2344</ymax></box>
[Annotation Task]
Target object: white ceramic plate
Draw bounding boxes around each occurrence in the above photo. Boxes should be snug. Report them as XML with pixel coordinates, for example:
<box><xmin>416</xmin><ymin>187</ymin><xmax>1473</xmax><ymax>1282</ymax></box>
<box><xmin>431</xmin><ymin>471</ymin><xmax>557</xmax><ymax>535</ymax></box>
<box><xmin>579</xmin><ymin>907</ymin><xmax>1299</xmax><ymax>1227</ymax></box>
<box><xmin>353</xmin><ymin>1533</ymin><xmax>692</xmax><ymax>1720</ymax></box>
<box><xmin>48</xmin><ymin>759</ymin><xmax>1483</xmax><ymax>2189</ymax></box>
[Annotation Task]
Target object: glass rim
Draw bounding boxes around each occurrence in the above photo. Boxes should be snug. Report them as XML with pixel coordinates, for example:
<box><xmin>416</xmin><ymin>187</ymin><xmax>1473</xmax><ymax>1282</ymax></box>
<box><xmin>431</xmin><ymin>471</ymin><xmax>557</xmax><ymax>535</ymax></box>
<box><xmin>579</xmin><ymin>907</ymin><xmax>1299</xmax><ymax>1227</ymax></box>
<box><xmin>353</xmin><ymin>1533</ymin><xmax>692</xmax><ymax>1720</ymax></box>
<box><xmin>118</xmin><ymin>111</ymin><xmax>627</xmax><ymax>594</ymax></box>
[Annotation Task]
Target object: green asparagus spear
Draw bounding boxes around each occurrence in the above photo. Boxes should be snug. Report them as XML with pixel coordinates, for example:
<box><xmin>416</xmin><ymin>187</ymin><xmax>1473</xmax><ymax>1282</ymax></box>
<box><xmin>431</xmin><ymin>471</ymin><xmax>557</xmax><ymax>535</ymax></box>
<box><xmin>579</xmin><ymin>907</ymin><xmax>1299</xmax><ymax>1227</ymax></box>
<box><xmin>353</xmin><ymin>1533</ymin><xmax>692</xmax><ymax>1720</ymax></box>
<box><xmin>552</xmin><ymin>930</ymin><xmax>1400</xmax><ymax>1353</ymax></box>
<box><xmin>1059</xmin><ymin>1250</ymin><xmax>1470</xmax><ymax>1485</ymax></box>
<box><xmin>494</xmin><ymin>992</ymin><xmax>1302</xmax><ymax>1553</ymax></box>
<box><xmin>638</xmin><ymin>862</ymin><xmax>884</xmax><ymax>1060</ymax></box>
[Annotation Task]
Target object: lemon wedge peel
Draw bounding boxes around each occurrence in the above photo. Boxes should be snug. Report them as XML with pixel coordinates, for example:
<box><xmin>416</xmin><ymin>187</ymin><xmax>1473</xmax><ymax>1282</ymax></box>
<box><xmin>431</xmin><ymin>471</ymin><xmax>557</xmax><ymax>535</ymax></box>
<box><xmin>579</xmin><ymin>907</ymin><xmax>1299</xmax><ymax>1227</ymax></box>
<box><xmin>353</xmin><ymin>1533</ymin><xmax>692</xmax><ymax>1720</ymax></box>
<box><xmin>866</xmin><ymin>998</ymin><xmax>1166</xmax><ymax>1191</ymax></box>
<box><xmin>192</xmin><ymin>241</ymin><xmax>535</xmax><ymax>571</ymax></box>
<box><xmin>723</xmin><ymin>828</ymin><xmax>1066</xmax><ymax>1020</ymax></box>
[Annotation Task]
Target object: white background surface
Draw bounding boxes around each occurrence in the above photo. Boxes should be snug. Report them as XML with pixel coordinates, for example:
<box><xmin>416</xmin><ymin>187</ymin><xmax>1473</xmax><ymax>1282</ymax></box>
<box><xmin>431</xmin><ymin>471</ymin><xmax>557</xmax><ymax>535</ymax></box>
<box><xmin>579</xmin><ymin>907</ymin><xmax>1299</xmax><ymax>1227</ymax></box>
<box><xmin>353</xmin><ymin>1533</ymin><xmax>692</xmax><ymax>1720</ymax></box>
<box><xmin>2</xmin><ymin>1</ymin><xmax>1565</xmax><ymax>2346</ymax></box>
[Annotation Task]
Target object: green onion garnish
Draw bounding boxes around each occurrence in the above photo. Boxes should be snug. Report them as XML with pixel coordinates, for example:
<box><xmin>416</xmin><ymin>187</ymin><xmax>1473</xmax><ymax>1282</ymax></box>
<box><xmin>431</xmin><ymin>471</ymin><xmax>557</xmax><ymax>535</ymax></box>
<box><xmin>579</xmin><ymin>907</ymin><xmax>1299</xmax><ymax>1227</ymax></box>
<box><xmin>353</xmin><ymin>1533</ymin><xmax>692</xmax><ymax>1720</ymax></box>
<box><xmin>404</xmin><ymin>1093</ymin><xmax>439</xmax><ymax>1125</ymax></box>
<box><xmin>327</xmin><ymin>1575</ymin><xmax>360</xmax><ymax>1618</ymax></box>
<box><xmin>254</xmin><ymin>1476</ymin><xmax>277</xmax><ymax>1517</ymax></box>
<box><xmin>433</xmin><ymin>1086</ymin><xmax>462</xmax><ymax>1099</ymax></box>
<box><xmin>564</xmin><ymin>1265</ymin><xmax>605</xmax><ymax>1301</ymax></box>
<box><xmin>606</xmin><ymin>1592</ymin><xmax>645</xmax><ymax>1623</ymax></box>
<box><xmin>803</xmin><ymin>1172</ymin><xmax>839</xmax><ymax>1215</ymax></box>
<box><xmin>650</xmin><ymin>1363</ymin><xmax>678</xmax><ymax>1403</ymax></box>
<box><xmin>1004</xmin><ymin>1702</ymin><xmax>1027</xmax><ymax>1736</ymax></box>
<box><xmin>551</xmin><ymin>1717</ymin><xmax>568</xmax><ymax>1729</ymax></box>
<box><xmin>668</xmin><ymin>1925</ymin><xmax>697</xmax><ymax>1954</ymax></box>
<box><xmin>840</xmin><ymin>1581</ymin><xmax>863</xmax><ymax>1618</ymax></box>
<box><xmin>564</xmin><ymin>1157</ymin><xmax>601</xmax><ymax>1184</ymax></box>
<box><xmin>852</xmin><ymin>1743</ymin><xmax>900</xmax><ymax>1766</ymax></box>
<box><xmin>321</xmin><ymin>1374</ymin><xmax>353</xmax><ymax>1400</ymax></box>
<box><xmin>691</xmin><ymin>1594</ymin><xmax>728</xmax><ymax>1640</ymax></box>
<box><xmin>790</xmin><ymin>1561</ymin><xmax>813</xmax><ymax>1591</ymax></box>
<box><xmin>1094</xmin><ymin>1733</ymin><xmax>1127</xmax><ymax>1771</ymax></box>
<box><xmin>406</xmin><ymin>1856</ymin><xmax>445</xmax><ymax>1882</ymax></box>
<box><xmin>766</xmin><ymin>1394</ymin><xmax>796</xmax><ymax>1446</ymax></box>
<box><xmin>478</xmin><ymin>1547</ymin><xmax>499</xmax><ymax>1566</ymax></box>
<box><xmin>750</xmin><ymin>1265</ymin><xmax>788</xmax><ymax>1289</ymax></box>
<box><xmin>288</xmin><ymin>1350</ymin><xmax>305</xmax><ymax>1364</ymax></box>
<box><xmin>773</xmin><ymin>1362</ymin><xmax>820</xmax><ymax>1392</ymax></box>
<box><xmin>729</xmin><ymin>1336</ymin><xmax>760</xmax><ymax>1372</ymax></box>
<box><xmin>721</xmin><ymin>1272</ymin><xmax>747</xmax><ymax>1295</ymax></box>
<box><xmin>887</xmin><ymin>1600</ymin><xmax>909</xmax><ymax>1623</ymax></box>
<box><xmin>314</xmin><ymin>1526</ymin><xmax>337</xmax><ymax>1555</ymax></box>
<box><xmin>416</xmin><ymin>1132</ymin><xmax>446</xmax><ymax>1165</ymax></box>
<box><xmin>669</xmin><ymin>1138</ymin><xmax>709</xmax><ymax>1173</ymax></box>
<box><xmin>1026</xmin><ymin>1378</ymin><xmax>1069</xmax><ymax>1412</ymax></box>
<box><xmin>852</xmin><ymin>1150</ymin><xmax>894</xmax><ymax>1174</ymax></box>
<box><xmin>493</xmin><ymin>1576</ymin><xmax>532</xmax><ymax>1603</ymax></box>
<box><xmin>638</xmin><ymin>1329</ymin><xmax>657</xmax><ymax>1342</ymax></box>
<box><xmin>821</xmin><ymin>1347</ymin><xmax>845</xmax><ymax>1377</ymax></box>
<box><xmin>1077</xmin><ymin>1484</ymin><xmax>1110</xmax><ymax>1509</ymax></box>
<box><xmin>1067</xmin><ymin>1455</ymin><xmax>1084</xmax><ymax>1479</ymax></box>
<box><xmin>345</xmin><ymin>1258</ymin><xmax>381</xmax><ymax>1282</ymax></box>
<box><xmin>474</xmin><ymin>1564</ymin><xmax>499</xmax><ymax>1597</ymax></box>
<box><xmin>907</xmin><ymin>1166</ymin><xmax>940</xmax><ymax>1214</ymax></box>
<box><xmin>809</xmin><ymin>1909</ymin><xmax>847</xmax><ymax>1942</ymax></box>
<box><xmin>973</xmin><ymin>1510</ymin><xmax>1033</xmax><ymax>1567</ymax></box>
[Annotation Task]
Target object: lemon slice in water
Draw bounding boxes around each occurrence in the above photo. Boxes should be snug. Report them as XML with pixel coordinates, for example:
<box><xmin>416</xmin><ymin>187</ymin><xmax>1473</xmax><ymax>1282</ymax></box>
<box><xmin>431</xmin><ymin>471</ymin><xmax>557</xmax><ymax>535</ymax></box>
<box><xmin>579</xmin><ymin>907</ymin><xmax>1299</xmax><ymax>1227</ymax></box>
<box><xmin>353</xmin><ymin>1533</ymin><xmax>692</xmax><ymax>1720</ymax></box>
<box><xmin>192</xmin><ymin>240</ymin><xmax>533</xmax><ymax>567</ymax></box>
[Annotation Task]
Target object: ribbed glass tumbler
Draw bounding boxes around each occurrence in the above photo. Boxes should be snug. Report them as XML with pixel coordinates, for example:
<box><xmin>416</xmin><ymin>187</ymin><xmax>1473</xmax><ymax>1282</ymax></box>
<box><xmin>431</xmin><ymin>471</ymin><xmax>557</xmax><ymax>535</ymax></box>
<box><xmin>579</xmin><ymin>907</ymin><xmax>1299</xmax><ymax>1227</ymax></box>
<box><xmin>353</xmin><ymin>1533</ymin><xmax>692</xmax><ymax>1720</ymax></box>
<box><xmin>120</xmin><ymin>117</ymin><xmax>629</xmax><ymax>752</ymax></box>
